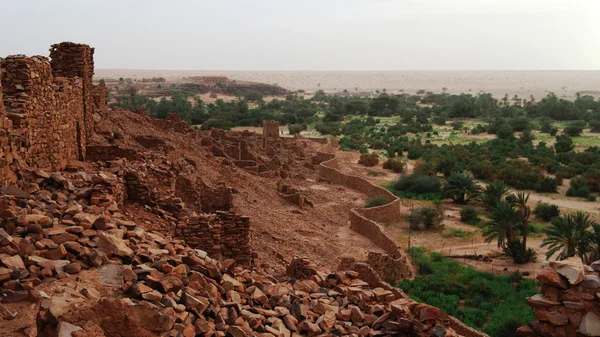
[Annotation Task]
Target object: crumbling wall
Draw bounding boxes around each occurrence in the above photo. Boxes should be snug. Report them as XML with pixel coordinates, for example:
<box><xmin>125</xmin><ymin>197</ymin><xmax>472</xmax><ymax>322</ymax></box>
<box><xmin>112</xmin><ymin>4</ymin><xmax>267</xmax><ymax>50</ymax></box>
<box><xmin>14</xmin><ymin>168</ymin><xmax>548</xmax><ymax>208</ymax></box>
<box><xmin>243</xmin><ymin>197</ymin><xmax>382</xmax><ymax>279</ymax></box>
<box><xmin>517</xmin><ymin>257</ymin><xmax>600</xmax><ymax>337</ymax></box>
<box><xmin>175</xmin><ymin>211</ymin><xmax>251</xmax><ymax>264</ymax></box>
<box><xmin>0</xmin><ymin>71</ymin><xmax>18</xmax><ymax>186</ymax></box>
<box><xmin>0</xmin><ymin>55</ymin><xmax>84</xmax><ymax>171</ymax></box>
<box><xmin>92</xmin><ymin>79</ymin><xmax>107</xmax><ymax>115</ymax></box>
<box><xmin>49</xmin><ymin>42</ymin><xmax>95</xmax><ymax>138</ymax></box>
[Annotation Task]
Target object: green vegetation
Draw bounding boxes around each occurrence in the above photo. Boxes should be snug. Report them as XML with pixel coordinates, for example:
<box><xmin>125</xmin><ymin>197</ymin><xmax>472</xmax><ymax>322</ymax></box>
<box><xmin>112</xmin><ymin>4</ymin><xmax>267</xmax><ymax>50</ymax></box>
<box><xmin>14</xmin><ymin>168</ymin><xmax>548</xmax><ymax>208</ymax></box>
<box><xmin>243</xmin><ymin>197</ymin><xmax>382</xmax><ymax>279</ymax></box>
<box><xmin>533</xmin><ymin>202</ymin><xmax>560</xmax><ymax>222</ymax></box>
<box><xmin>364</xmin><ymin>196</ymin><xmax>389</xmax><ymax>208</ymax></box>
<box><xmin>399</xmin><ymin>248</ymin><xmax>537</xmax><ymax>337</ymax></box>
<box><xmin>542</xmin><ymin>212</ymin><xmax>600</xmax><ymax>263</ymax></box>
<box><xmin>406</xmin><ymin>206</ymin><xmax>444</xmax><ymax>230</ymax></box>
<box><xmin>390</xmin><ymin>174</ymin><xmax>442</xmax><ymax>200</ymax></box>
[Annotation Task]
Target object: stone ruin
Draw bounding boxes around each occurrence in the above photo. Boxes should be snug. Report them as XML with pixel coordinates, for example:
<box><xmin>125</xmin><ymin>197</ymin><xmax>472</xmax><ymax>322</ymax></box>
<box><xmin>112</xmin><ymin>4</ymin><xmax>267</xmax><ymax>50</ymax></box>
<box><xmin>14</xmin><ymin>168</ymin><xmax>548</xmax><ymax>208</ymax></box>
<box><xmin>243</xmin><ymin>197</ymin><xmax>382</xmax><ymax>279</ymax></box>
<box><xmin>0</xmin><ymin>42</ymin><xmax>106</xmax><ymax>186</ymax></box>
<box><xmin>262</xmin><ymin>119</ymin><xmax>280</xmax><ymax>147</ymax></box>
<box><xmin>517</xmin><ymin>257</ymin><xmax>600</xmax><ymax>337</ymax></box>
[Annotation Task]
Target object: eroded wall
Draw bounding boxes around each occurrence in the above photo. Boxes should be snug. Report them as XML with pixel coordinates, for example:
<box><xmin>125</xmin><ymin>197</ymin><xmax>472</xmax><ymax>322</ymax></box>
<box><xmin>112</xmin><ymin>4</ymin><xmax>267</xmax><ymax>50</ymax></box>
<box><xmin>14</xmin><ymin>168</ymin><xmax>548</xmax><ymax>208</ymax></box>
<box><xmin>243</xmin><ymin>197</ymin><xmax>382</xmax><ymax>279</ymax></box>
<box><xmin>175</xmin><ymin>211</ymin><xmax>251</xmax><ymax>264</ymax></box>
<box><xmin>1</xmin><ymin>55</ymin><xmax>85</xmax><ymax>172</ymax></box>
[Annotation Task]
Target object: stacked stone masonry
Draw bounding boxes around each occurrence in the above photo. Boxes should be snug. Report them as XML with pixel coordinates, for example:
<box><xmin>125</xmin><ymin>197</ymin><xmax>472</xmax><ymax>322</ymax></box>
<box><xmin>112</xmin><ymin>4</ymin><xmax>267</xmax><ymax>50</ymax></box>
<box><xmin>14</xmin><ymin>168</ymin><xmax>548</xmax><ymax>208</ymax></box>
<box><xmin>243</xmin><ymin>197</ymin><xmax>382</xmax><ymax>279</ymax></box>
<box><xmin>517</xmin><ymin>257</ymin><xmax>600</xmax><ymax>337</ymax></box>
<box><xmin>175</xmin><ymin>211</ymin><xmax>251</xmax><ymax>265</ymax></box>
<box><xmin>0</xmin><ymin>42</ymin><xmax>106</xmax><ymax>187</ymax></box>
<box><xmin>1</xmin><ymin>55</ymin><xmax>85</xmax><ymax>173</ymax></box>
<box><xmin>49</xmin><ymin>42</ymin><xmax>95</xmax><ymax>138</ymax></box>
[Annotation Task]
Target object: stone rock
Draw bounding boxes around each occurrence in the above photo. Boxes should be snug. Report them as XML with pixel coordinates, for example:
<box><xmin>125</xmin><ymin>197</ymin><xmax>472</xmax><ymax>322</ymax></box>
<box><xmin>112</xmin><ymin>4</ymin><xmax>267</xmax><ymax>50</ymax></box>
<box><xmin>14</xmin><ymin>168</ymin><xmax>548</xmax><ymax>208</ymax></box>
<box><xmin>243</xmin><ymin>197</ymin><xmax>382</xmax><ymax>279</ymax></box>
<box><xmin>131</xmin><ymin>302</ymin><xmax>176</xmax><ymax>332</ymax></box>
<box><xmin>1</xmin><ymin>254</ymin><xmax>25</xmax><ymax>270</ymax></box>
<box><xmin>536</xmin><ymin>268</ymin><xmax>568</xmax><ymax>289</ymax></box>
<box><xmin>57</xmin><ymin>321</ymin><xmax>82</xmax><ymax>337</ymax></box>
<box><xmin>0</xmin><ymin>304</ymin><xmax>17</xmax><ymax>320</ymax></box>
<box><xmin>550</xmin><ymin>257</ymin><xmax>585</xmax><ymax>285</ymax></box>
<box><xmin>98</xmin><ymin>232</ymin><xmax>134</xmax><ymax>257</ymax></box>
<box><xmin>579</xmin><ymin>312</ymin><xmax>600</xmax><ymax>336</ymax></box>
<box><xmin>64</xmin><ymin>262</ymin><xmax>82</xmax><ymax>274</ymax></box>
<box><xmin>0</xmin><ymin>228</ymin><xmax>12</xmax><ymax>245</ymax></box>
<box><xmin>432</xmin><ymin>325</ymin><xmax>446</xmax><ymax>337</ymax></box>
<box><xmin>526</xmin><ymin>294</ymin><xmax>561</xmax><ymax>308</ymax></box>
<box><xmin>581</xmin><ymin>275</ymin><xmax>600</xmax><ymax>289</ymax></box>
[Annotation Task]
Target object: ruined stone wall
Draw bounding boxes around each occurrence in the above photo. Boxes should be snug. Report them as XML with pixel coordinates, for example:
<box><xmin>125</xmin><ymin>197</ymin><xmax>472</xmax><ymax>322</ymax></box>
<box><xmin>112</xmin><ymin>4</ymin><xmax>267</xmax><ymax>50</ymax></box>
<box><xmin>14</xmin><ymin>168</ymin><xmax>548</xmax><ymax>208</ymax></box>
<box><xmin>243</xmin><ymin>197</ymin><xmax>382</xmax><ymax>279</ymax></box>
<box><xmin>0</xmin><ymin>55</ymin><xmax>84</xmax><ymax>172</ymax></box>
<box><xmin>175</xmin><ymin>211</ymin><xmax>251</xmax><ymax>264</ymax></box>
<box><xmin>92</xmin><ymin>79</ymin><xmax>107</xmax><ymax>115</ymax></box>
<box><xmin>517</xmin><ymin>257</ymin><xmax>600</xmax><ymax>337</ymax></box>
<box><xmin>0</xmin><ymin>72</ymin><xmax>18</xmax><ymax>186</ymax></box>
<box><xmin>49</xmin><ymin>42</ymin><xmax>95</xmax><ymax>138</ymax></box>
<box><xmin>263</xmin><ymin>120</ymin><xmax>280</xmax><ymax>138</ymax></box>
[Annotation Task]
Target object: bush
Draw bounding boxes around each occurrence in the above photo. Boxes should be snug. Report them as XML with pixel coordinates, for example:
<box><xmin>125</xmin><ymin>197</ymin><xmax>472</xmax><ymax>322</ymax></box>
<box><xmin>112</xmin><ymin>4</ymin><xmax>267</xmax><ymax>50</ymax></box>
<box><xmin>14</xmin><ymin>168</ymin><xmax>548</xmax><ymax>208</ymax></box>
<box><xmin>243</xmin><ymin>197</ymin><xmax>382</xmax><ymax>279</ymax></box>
<box><xmin>503</xmin><ymin>240</ymin><xmax>538</xmax><ymax>264</ymax></box>
<box><xmin>364</xmin><ymin>196</ymin><xmax>389</xmax><ymax>208</ymax></box>
<box><xmin>358</xmin><ymin>152</ymin><xmax>379</xmax><ymax>167</ymax></box>
<box><xmin>407</xmin><ymin>206</ymin><xmax>444</xmax><ymax>230</ymax></box>
<box><xmin>535</xmin><ymin>177</ymin><xmax>558</xmax><ymax>193</ymax></box>
<box><xmin>460</xmin><ymin>206</ymin><xmax>480</xmax><ymax>224</ymax></box>
<box><xmin>393</xmin><ymin>174</ymin><xmax>441</xmax><ymax>195</ymax></box>
<box><xmin>451</xmin><ymin>121</ymin><xmax>464</xmax><ymax>130</ymax></box>
<box><xmin>533</xmin><ymin>202</ymin><xmax>560</xmax><ymax>222</ymax></box>
<box><xmin>382</xmin><ymin>158</ymin><xmax>405</xmax><ymax>173</ymax></box>
<box><xmin>288</xmin><ymin>123</ymin><xmax>306</xmax><ymax>135</ymax></box>
<box><xmin>567</xmin><ymin>178</ymin><xmax>591</xmax><ymax>198</ymax></box>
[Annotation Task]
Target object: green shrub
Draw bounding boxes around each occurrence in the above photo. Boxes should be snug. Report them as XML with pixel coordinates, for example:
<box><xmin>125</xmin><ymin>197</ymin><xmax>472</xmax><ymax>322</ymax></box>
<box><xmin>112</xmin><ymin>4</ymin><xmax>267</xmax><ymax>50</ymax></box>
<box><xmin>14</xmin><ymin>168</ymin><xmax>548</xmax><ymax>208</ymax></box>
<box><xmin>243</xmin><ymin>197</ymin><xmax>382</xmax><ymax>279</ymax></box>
<box><xmin>393</xmin><ymin>174</ymin><xmax>441</xmax><ymax>195</ymax></box>
<box><xmin>451</xmin><ymin>121</ymin><xmax>464</xmax><ymax>130</ymax></box>
<box><xmin>288</xmin><ymin>123</ymin><xmax>307</xmax><ymax>135</ymax></box>
<box><xmin>358</xmin><ymin>152</ymin><xmax>379</xmax><ymax>167</ymax></box>
<box><xmin>533</xmin><ymin>202</ymin><xmax>560</xmax><ymax>222</ymax></box>
<box><xmin>382</xmin><ymin>158</ymin><xmax>405</xmax><ymax>173</ymax></box>
<box><xmin>567</xmin><ymin>178</ymin><xmax>591</xmax><ymax>198</ymax></box>
<box><xmin>407</xmin><ymin>206</ymin><xmax>444</xmax><ymax>230</ymax></box>
<box><xmin>535</xmin><ymin>177</ymin><xmax>558</xmax><ymax>193</ymax></box>
<box><xmin>364</xmin><ymin>196</ymin><xmax>389</xmax><ymax>208</ymax></box>
<box><xmin>460</xmin><ymin>206</ymin><xmax>480</xmax><ymax>224</ymax></box>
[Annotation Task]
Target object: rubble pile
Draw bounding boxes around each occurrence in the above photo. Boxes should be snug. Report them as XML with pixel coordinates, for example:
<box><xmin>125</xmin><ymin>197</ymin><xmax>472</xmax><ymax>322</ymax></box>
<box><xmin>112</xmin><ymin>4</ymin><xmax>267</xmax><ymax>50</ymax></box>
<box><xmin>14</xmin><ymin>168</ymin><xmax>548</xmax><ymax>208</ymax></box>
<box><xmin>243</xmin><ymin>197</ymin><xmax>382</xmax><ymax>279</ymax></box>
<box><xmin>0</xmin><ymin>165</ymin><xmax>467</xmax><ymax>337</ymax></box>
<box><xmin>517</xmin><ymin>257</ymin><xmax>600</xmax><ymax>337</ymax></box>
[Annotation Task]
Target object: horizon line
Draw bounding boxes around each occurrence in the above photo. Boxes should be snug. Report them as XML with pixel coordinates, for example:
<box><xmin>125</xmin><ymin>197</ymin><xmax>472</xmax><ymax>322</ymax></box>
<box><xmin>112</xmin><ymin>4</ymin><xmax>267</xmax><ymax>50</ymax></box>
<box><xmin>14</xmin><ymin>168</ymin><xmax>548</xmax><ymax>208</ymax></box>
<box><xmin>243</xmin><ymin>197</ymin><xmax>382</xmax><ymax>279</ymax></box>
<box><xmin>95</xmin><ymin>68</ymin><xmax>600</xmax><ymax>73</ymax></box>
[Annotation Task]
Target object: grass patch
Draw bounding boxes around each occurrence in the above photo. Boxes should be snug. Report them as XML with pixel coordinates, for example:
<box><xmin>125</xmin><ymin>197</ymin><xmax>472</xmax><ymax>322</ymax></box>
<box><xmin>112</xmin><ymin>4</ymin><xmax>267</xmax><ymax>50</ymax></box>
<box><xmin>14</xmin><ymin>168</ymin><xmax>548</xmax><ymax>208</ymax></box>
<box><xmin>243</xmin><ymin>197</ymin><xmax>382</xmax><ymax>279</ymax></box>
<box><xmin>399</xmin><ymin>247</ymin><xmax>537</xmax><ymax>337</ymax></box>
<box><xmin>441</xmin><ymin>227</ymin><xmax>475</xmax><ymax>241</ymax></box>
<box><xmin>367</xmin><ymin>171</ymin><xmax>386</xmax><ymax>177</ymax></box>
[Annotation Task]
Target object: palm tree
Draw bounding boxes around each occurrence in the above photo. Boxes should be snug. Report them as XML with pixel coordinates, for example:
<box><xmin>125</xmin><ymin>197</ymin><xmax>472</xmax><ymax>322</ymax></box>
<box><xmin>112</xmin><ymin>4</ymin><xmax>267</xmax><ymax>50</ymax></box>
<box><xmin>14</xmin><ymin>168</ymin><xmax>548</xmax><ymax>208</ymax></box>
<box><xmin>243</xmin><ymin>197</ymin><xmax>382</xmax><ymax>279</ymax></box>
<box><xmin>483</xmin><ymin>201</ymin><xmax>521</xmax><ymax>248</ymax></box>
<box><xmin>508</xmin><ymin>192</ymin><xmax>531</xmax><ymax>249</ymax></box>
<box><xmin>589</xmin><ymin>224</ymin><xmax>600</xmax><ymax>263</ymax></box>
<box><xmin>542</xmin><ymin>212</ymin><xmax>596</xmax><ymax>261</ymax></box>
<box><xmin>519</xmin><ymin>130</ymin><xmax>535</xmax><ymax>144</ymax></box>
<box><xmin>482</xmin><ymin>180</ymin><xmax>508</xmax><ymax>209</ymax></box>
<box><xmin>443</xmin><ymin>172</ymin><xmax>482</xmax><ymax>204</ymax></box>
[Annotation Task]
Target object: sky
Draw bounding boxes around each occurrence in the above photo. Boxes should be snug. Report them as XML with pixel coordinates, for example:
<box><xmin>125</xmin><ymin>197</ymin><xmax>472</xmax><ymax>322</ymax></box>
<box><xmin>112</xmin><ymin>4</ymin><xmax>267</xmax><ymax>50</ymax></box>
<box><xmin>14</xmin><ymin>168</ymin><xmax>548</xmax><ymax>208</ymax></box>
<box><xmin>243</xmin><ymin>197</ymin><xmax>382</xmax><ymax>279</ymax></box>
<box><xmin>1</xmin><ymin>0</ymin><xmax>599</xmax><ymax>70</ymax></box>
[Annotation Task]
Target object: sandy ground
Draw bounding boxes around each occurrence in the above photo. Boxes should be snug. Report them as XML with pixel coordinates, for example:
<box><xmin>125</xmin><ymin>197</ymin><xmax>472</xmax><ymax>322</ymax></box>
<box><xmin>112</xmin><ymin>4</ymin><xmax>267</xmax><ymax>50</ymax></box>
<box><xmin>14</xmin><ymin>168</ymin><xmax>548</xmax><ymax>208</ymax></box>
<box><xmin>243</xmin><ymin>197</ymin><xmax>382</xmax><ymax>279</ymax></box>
<box><xmin>96</xmin><ymin>69</ymin><xmax>600</xmax><ymax>100</ymax></box>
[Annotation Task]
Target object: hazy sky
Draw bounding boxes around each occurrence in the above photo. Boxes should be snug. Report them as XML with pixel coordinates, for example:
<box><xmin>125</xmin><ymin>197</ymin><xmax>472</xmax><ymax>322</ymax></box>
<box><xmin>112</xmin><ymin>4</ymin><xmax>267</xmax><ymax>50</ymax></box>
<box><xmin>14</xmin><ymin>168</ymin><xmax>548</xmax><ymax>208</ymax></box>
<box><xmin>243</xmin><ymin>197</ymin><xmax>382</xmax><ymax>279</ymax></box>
<box><xmin>1</xmin><ymin>0</ymin><xmax>599</xmax><ymax>70</ymax></box>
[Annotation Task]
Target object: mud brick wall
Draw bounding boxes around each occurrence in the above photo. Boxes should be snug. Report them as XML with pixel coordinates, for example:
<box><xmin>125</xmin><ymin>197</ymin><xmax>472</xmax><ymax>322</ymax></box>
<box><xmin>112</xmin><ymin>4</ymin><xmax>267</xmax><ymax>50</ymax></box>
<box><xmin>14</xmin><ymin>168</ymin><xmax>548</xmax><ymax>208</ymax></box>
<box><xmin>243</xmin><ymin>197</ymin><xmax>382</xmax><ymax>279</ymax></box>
<box><xmin>49</xmin><ymin>42</ymin><xmax>95</xmax><ymax>138</ymax></box>
<box><xmin>518</xmin><ymin>257</ymin><xmax>600</xmax><ymax>337</ymax></box>
<box><xmin>175</xmin><ymin>211</ymin><xmax>251</xmax><ymax>264</ymax></box>
<box><xmin>0</xmin><ymin>55</ymin><xmax>85</xmax><ymax>172</ymax></box>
